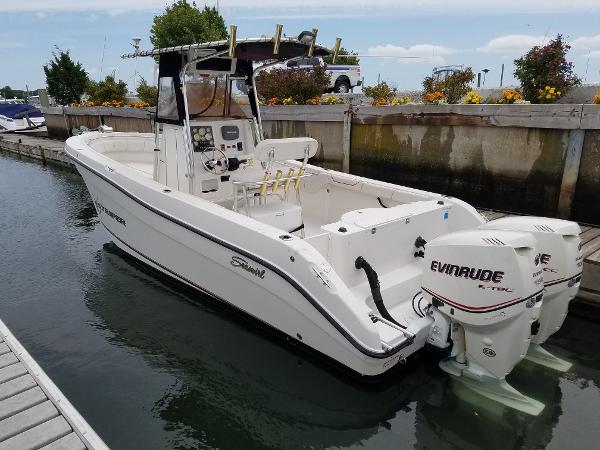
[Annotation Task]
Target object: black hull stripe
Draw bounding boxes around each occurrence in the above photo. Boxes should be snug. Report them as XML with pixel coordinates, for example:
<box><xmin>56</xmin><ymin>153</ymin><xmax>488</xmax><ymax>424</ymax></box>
<box><xmin>69</xmin><ymin>153</ymin><xmax>410</xmax><ymax>359</ymax></box>
<box><xmin>544</xmin><ymin>273</ymin><xmax>582</xmax><ymax>288</ymax></box>
<box><xmin>422</xmin><ymin>287</ymin><xmax>544</xmax><ymax>314</ymax></box>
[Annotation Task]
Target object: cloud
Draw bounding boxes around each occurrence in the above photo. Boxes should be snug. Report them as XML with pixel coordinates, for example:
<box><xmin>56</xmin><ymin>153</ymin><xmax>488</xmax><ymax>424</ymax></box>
<box><xmin>477</xmin><ymin>35</ymin><xmax>548</xmax><ymax>54</ymax></box>
<box><xmin>0</xmin><ymin>41</ymin><xmax>28</xmax><ymax>49</ymax></box>
<box><xmin>35</xmin><ymin>11</ymin><xmax>47</xmax><ymax>19</ymax></box>
<box><xmin>572</xmin><ymin>35</ymin><xmax>600</xmax><ymax>50</ymax></box>
<box><xmin>1</xmin><ymin>0</ymin><xmax>600</xmax><ymax>15</ymax></box>
<box><xmin>366</xmin><ymin>44</ymin><xmax>458</xmax><ymax>64</ymax></box>
<box><xmin>572</xmin><ymin>35</ymin><xmax>600</xmax><ymax>57</ymax></box>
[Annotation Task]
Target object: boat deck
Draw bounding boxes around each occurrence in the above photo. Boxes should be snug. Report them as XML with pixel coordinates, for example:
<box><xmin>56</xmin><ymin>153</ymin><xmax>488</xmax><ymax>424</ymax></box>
<box><xmin>0</xmin><ymin>319</ymin><xmax>107</xmax><ymax>450</ymax></box>
<box><xmin>478</xmin><ymin>209</ymin><xmax>600</xmax><ymax>303</ymax></box>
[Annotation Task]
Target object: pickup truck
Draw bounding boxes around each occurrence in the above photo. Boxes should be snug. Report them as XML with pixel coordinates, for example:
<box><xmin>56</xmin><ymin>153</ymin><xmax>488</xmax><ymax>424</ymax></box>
<box><xmin>284</xmin><ymin>57</ymin><xmax>362</xmax><ymax>93</ymax></box>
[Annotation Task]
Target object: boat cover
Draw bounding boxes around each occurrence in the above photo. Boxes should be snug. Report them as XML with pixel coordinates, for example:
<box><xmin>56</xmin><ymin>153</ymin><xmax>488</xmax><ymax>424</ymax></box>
<box><xmin>0</xmin><ymin>104</ymin><xmax>43</xmax><ymax>119</ymax></box>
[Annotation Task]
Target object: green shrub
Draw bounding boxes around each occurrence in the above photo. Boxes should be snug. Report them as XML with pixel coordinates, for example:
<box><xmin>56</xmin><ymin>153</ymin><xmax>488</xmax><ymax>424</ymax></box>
<box><xmin>256</xmin><ymin>66</ymin><xmax>331</xmax><ymax>104</ymax></box>
<box><xmin>87</xmin><ymin>75</ymin><xmax>127</xmax><ymax>104</ymax></box>
<box><xmin>513</xmin><ymin>35</ymin><xmax>581</xmax><ymax>103</ymax></box>
<box><xmin>136</xmin><ymin>78</ymin><xmax>158</xmax><ymax>106</ymax></box>
<box><xmin>422</xmin><ymin>68</ymin><xmax>474</xmax><ymax>104</ymax></box>
<box><xmin>363</xmin><ymin>81</ymin><xmax>397</xmax><ymax>104</ymax></box>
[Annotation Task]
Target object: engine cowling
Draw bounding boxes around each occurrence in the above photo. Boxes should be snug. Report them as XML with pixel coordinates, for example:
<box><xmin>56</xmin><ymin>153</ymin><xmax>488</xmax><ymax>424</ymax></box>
<box><xmin>481</xmin><ymin>216</ymin><xmax>582</xmax><ymax>344</ymax></box>
<box><xmin>422</xmin><ymin>229</ymin><xmax>542</xmax><ymax>379</ymax></box>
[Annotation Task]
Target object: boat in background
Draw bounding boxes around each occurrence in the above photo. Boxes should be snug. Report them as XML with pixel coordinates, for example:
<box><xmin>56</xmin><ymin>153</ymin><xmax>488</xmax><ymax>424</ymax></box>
<box><xmin>0</xmin><ymin>103</ymin><xmax>45</xmax><ymax>132</ymax></box>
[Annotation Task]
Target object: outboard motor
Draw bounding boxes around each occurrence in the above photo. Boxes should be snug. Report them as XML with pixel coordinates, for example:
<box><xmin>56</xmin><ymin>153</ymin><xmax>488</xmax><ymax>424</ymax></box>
<box><xmin>423</xmin><ymin>229</ymin><xmax>545</xmax><ymax>415</ymax></box>
<box><xmin>481</xmin><ymin>217</ymin><xmax>582</xmax><ymax>371</ymax></box>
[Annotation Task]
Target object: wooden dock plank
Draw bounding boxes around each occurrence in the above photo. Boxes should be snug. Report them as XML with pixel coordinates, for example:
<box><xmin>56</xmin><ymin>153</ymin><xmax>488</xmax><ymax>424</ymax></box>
<box><xmin>588</xmin><ymin>249</ymin><xmax>600</xmax><ymax>264</ymax></box>
<box><xmin>0</xmin><ymin>387</ymin><xmax>46</xmax><ymax>422</ymax></box>
<box><xmin>0</xmin><ymin>354</ymin><xmax>18</xmax><ymax>371</ymax></box>
<box><xmin>0</xmin><ymin>319</ymin><xmax>108</xmax><ymax>450</ymax></box>
<box><xmin>584</xmin><ymin>241</ymin><xmax>600</xmax><ymax>263</ymax></box>
<box><xmin>0</xmin><ymin>375</ymin><xmax>37</xmax><ymax>402</ymax></box>
<box><xmin>477</xmin><ymin>210</ymin><xmax>509</xmax><ymax>221</ymax></box>
<box><xmin>0</xmin><ymin>362</ymin><xmax>28</xmax><ymax>384</ymax></box>
<box><xmin>580</xmin><ymin>227</ymin><xmax>600</xmax><ymax>244</ymax></box>
<box><xmin>0</xmin><ymin>416</ymin><xmax>71</xmax><ymax>450</ymax></box>
<box><xmin>40</xmin><ymin>432</ymin><xmax>87</xmax><ymax>450</ymax></box>
<box><xmin>0</xmin><ymin>401</ymin><xmax>59</xmax><ymax>441</ymax></box>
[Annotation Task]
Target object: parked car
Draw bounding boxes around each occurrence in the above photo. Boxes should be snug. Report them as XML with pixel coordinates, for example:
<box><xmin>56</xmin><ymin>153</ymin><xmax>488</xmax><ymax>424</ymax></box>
<box><xmin>284</xmin><ymin>57</ymin><xmax>362</xmax><ymax>93</ymax></box>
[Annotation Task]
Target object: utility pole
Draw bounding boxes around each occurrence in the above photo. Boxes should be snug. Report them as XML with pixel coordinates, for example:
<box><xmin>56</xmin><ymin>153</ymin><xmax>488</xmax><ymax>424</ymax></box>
<box><xmin>500</xmin><ymin>63</ymin><xmax>504</xmax><ymax>87</ymax></box>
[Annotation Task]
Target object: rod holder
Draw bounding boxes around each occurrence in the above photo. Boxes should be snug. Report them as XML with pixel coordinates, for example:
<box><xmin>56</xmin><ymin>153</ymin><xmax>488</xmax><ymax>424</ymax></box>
<box><xmin>332</xmin><ymin>37</ymin><xmax>342</xmax><ymax>64</ymax></box>
<box><xmin>307</xmin><ymin>28</ymin><xmax>318</xmax><ymax>57</ymax></box>
<box><xmin>273</xmin><ymin>24</ymin><xmax>283</xmax><ymax>55</ymax></box>
<box><xmin>228</xmin><ymin>25</ymin><xmax>237</xmax><ymax>58</ymax></box>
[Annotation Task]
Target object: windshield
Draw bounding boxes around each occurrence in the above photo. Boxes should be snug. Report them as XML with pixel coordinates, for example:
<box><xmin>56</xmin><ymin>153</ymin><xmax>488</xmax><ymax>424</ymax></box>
<box><xmin>186</xmin><ymin>74</ymin><xmax>248</xmax><ymax>120</ymax></box>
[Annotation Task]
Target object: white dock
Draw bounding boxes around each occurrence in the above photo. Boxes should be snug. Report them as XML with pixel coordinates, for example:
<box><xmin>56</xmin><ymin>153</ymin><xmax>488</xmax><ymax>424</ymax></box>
<box><xmin>0</xmin><ymin>320</ymin><xmax>108</xmax><ymax>450</ymax></box>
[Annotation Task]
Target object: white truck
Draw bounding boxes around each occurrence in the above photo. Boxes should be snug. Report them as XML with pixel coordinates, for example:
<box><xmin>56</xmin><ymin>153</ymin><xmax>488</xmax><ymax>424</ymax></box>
<box><xmin>284</xmin><ymin>57</ymin><xmax>362</xmax><ymax>93</ymax></box>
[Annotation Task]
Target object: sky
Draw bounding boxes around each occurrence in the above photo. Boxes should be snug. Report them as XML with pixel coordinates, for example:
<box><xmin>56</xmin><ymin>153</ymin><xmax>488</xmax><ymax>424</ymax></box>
<box><xmin>1</xmin><ymin>0</ymin><xmax>600</xmax><ymax>93</ymax></box>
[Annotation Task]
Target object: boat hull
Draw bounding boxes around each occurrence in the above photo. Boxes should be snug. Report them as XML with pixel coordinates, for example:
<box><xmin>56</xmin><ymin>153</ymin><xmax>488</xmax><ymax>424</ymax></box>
<box><xmin>70</xmin><ymin>154</ymin><xmax>422</xmax><ymax>377</ymax></box>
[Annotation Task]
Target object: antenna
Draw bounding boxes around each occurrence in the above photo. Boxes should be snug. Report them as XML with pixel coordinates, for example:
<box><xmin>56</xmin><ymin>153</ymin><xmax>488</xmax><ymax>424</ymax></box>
<box><xmin>100</xmin><ymin>35</ymin><xmax>107</xmax><ymax>78</ymax></box>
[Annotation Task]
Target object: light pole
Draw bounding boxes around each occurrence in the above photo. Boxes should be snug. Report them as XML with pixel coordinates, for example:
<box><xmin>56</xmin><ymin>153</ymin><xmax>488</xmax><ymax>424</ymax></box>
<box><xmin>482</xmin><ymin>68</ymin><xmax>490</xmax><ymax>86</ymax></box>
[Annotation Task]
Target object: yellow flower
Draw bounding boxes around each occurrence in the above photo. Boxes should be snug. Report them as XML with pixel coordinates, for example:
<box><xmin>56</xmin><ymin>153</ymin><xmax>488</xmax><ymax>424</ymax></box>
<box><xmin>557</xmin><ymin>91</ymin><xmax>561</xmax><ymax>96</ymax></box>
<box><xmin>546</xmin><ymin>94</ymin><xmax>551</xmax><ymax>99</ymax></box>
<box><xmin>545</xmin><ymin>86</ymin><xmax>551</xmax><ymax>90</ymax></box>
<box><xmin>549</xmin><ymin>88</ymin><xmax>555</xmax><ymax>94</ymax></box>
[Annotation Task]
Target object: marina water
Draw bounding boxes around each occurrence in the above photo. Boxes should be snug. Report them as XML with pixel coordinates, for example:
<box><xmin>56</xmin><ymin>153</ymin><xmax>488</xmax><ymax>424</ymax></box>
<box><xmin>1</xmin><ymin>150</ymin><xmax>599</xmax><ymax>449</ymax></box>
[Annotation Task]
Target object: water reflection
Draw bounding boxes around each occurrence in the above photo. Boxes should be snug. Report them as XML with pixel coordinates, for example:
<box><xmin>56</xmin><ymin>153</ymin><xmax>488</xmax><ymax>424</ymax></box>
<box><xmin>79</xmin><ymin>240</ymin><xmax>600</xmax><ymax>450</ymax></box>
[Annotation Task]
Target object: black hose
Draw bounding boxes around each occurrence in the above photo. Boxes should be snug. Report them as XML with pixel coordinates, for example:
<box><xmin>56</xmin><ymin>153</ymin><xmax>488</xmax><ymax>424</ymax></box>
<box><xmin>355</xmin><ymin>256</ymin><xmax>406</xmax><ymax>329</ymax></box>
<box><xmin>377</xmin><ymin>197</ymin><xmax>389</xmax><ymax>208</ymax></box>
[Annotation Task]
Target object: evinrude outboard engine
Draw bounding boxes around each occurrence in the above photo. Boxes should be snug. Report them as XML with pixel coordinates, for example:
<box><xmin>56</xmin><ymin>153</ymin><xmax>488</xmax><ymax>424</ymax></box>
<box><xmin>422</xmin><ymin>229</ymin><xmax>545</xmax><ymax>415</ymax></box>
<box><xmin>481</xmin><ymin>217</ymin><xmax>582</xmax><ymax>371</ymax></box>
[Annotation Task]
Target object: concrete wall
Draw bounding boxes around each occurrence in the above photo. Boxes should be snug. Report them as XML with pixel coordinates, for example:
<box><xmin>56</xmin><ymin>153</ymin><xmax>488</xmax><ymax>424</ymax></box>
<box><xmin>350</xmin><ymin>124</ymin><xmax>568</xmax><ymax>217</ymax></box>
<box><xmin>43</xmin><ymin>106</ymin><xmax>153</xmax><ymax>140</ymax></box>
<box><xmin>572</xmin><ymin>130</ymin><xmax>600</xmax><ymax>224</ymax></box>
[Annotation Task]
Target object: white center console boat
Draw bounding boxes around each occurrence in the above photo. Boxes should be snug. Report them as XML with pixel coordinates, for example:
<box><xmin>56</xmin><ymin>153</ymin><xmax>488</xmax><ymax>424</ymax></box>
<box><xmin>65</xmin><ymin>30</ymin><xmax>583</xmax><ymax>415</ymax></box>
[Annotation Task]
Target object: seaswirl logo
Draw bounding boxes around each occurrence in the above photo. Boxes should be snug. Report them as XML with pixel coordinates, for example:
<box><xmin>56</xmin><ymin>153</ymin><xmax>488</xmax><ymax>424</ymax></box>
<box><xmin>430</xmin><ymin>261</ymin><xmax>504</xmax><ymax>283</ymax></box>
<box><xmin>230</xmin><ymin>256</ymin><xmax>265</xmax><ymax>279</ymax></box>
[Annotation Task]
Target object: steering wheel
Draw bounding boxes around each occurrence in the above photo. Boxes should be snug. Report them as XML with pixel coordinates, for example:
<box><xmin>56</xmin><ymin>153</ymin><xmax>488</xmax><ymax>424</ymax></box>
<box><xmin>199</xmin><ymin>147</ymin><xmax>229</xmax><ymax>175</ymax></box>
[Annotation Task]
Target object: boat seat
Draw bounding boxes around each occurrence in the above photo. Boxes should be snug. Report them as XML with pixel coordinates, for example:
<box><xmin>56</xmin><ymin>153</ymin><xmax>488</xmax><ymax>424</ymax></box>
<box><xmin>244</xmin><ymin>200</ymin><xmax>303</xmax><ymax>232</ymax></box>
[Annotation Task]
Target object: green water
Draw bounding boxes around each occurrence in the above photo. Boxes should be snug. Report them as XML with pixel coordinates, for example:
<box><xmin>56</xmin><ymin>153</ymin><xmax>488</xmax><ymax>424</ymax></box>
<box><xmin>1</xmin><ymin>150</ymin><xmax>599</xmax><ymax>449</ymax></box>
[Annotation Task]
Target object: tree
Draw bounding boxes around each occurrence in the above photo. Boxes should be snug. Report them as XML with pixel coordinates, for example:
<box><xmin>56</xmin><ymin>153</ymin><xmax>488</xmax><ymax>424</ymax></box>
<box><xmin>422</xmin><ymin>67</ymin><xmax>474</xmax><ymax>104</ymax></box>
<box><xmin>87</xmin><ymin>75</ymin><xmax>128</xmax><ymax>104</ymax></box>
<box><xmin>150</xmin><ymin>1</ymin><xmax>228</xmax><ymax>49</ymax></box>
<box><xmin>0</xmin><ymin>86</ymin><xmax>16</xmax><ymax>99</ymax></box>
<box><xmin>136</xmin><ymin>78</ymin><xmax>158</xmax><ymax>106</ymax></box>
<box><xmin>43</xmin><ymin>49</ymin><xmax>88</xmax><ymax>105</ymax></box>
<box><xmin>513</xmin><ymin>34</ymin><xmax>581</xmax><ymax>103</ymax></box>
<box><xmin>323</xmin><ymin>48</ymin><xmax>360</xmax><ymax>65</ymax></box>
<box><xmin>256</xmin><ymin>66</ymin><xmax>331</xmax><ymax>104</ymax></box>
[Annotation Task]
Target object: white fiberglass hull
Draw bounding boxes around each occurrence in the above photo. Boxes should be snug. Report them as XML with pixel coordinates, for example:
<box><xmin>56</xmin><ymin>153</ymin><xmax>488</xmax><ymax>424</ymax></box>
<box><xmin>67</xmin><ymin>139</ymin><xmax>433</xmax><ymax>376</ymax></box>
